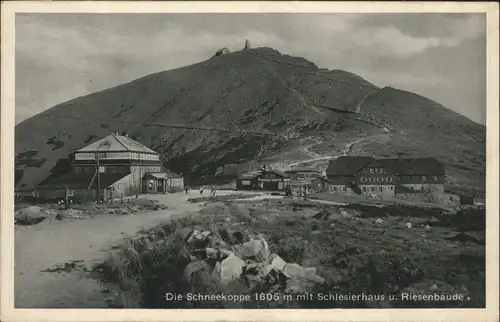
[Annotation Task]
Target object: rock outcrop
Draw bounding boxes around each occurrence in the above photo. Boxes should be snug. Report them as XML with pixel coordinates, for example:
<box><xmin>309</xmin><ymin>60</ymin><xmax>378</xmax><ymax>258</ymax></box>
<box><xmin>178</xmin><ymin>226</ymin><xmax>326</xmax><ymax>295</ymax></box>
<box><xmin>212</xmin><ymin>47</ymin><xmax>231</xmax><ymax>58</ymax></box>
<box><xmin>15</xmin><ymin>206</ymin><xmax>47</xmax><ymax>225</ymax></box>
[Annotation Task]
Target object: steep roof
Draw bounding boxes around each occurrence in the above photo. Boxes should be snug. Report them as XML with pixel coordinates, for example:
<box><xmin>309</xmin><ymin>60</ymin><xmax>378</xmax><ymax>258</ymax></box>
<box><xmin>237</xmin><ymin>169</ymin><xmax>290</xmax><ymax>180</ymax></box>
<box><xmin>326</xmin><ymin>156</ymin><xmax>374</xmax><ymax>176</ymax></box>
<box><xmin>76</xmin><ymin>133</ymin><xmax>157</xmax><ymax>154</ymax></box>
<box><xmin>327</xmin><ymin>156</ymin><xmax>445</xmax><ymax>176</ymax></box>
<box><xmin>38</xmin><ymin>172</ymin><xmax>130</xmax><ymax>190</ymax></box>
<box><xmin>377</xmin><ymin>158</ymin><xmax>445</xmax><ymax>175</ymax></box>
<box><xmin>238</xmin><ymin>171</ymin><xmax>261</xmax><ymax>180</ymax></box>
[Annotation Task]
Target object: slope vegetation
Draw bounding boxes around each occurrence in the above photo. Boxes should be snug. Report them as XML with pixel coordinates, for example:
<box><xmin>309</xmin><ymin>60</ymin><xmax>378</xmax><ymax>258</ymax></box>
<box><xmin>15</xmin><ymin>47</ymin><xmax>485</xmax><ymax>195</ymax></box>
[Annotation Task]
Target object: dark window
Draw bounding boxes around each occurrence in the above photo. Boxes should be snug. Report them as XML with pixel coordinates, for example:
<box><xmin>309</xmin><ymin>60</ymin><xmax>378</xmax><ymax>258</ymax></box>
<box><xmin>342</xmin><ymin>187</ymin><xmax>346</xmax><ymax>192</ymax></box>
<box><xmin>379</xmin><ymin>187</ymin><xmax>383</xmax><ymax>192</ymax></box>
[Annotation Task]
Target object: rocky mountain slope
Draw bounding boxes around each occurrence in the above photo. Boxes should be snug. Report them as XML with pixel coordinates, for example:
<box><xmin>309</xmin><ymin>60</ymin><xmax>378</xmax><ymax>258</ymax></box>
<box><xmin>15</xmin><ymin>46</ymin><xmax>485</xmax><ymax>195</ymax></box>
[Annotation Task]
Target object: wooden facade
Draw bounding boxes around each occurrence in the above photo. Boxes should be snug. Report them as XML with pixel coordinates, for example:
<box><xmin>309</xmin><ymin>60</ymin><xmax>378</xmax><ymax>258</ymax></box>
<box><xmin>236</xmin><ymin>170</ymin><xmax>291</xmax><ymax>191</ymax></box>
<box><xmin>142</xmin><ymin>173</ymin><xmax>184</xmax><ymax>194</ymax></box>
<box><xmin>34</xmin><ymin>133</ymin><xmax>184</xmax><ymax>201</ymax></box>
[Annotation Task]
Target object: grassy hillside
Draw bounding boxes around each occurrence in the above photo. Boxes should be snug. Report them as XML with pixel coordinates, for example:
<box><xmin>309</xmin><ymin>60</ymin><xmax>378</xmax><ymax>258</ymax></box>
<box><xmin>15</xmin><ymin>47</ymin><xmax>485</xmax><ymax>195</ymax></box>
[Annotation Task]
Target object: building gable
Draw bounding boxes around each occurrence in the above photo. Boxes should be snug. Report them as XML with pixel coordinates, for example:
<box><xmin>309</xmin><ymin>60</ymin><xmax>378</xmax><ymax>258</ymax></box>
<box><xmin>326</xmin><ymin>156</ymin><xmax>374</xmax><ymax>176</ymax></box>
<box><xmin>77</xmin><ymin>133</ymin><xmax>158</xmax><ymax>154</ymax></box>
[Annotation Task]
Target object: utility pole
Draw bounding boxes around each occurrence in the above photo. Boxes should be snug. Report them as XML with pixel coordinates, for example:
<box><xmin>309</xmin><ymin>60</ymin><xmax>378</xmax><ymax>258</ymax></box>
<box><xmin>64</xmin><ymin>185</ymin><xmax>69</xmax><ymax>210</ymax></box>
<box><xmin>96</xmin><ymin>153</ymin><xmax>101</xmax><ymax>204</ymax></box>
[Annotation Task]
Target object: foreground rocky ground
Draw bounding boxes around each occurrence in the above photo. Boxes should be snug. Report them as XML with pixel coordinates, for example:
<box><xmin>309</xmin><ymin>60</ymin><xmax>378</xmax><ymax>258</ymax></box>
<box><xmin>14</xmin><ymin>190</ymin><xmax>261</xmax><ymax>308</ymax></box>
<box><xmin>97</xmin><ymin>196</ymin><xmax>485</xmax><ymax>309</ymax></box>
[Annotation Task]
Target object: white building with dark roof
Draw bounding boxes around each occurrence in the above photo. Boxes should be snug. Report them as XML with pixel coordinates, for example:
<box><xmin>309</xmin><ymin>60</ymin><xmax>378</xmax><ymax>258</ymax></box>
<box><xmin>38</xmin><ymin>133</ymin><xmax>183</xmax><ymax>201</ymax></box>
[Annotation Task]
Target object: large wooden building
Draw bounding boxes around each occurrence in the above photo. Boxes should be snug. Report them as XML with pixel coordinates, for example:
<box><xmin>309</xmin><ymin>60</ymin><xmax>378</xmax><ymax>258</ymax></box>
<box><xmin>236</xmin><ymin>168</ymin><xmax>291</xmax><ymax>191</ymax></box>
<box><xmin>37</xmin><ymin>133</ymin><xmax>183</xmax><ymax>201</ymax></box>
<box><xmin>285</xmin><ymin>168</ymin><xmax>322</xmax><ymax>195</ymax></box>
<box><xmin>326</xmin><ymin>156</ymin><xmax>445</xmax><ymax>201</ymax></box>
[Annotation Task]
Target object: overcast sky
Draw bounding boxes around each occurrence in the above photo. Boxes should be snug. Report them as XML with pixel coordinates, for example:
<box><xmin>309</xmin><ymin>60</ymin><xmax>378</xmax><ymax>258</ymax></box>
<box><xmin>15</xmin><ymin>13</ymin><xmax>486</xmax><ymax>124</ymax></box>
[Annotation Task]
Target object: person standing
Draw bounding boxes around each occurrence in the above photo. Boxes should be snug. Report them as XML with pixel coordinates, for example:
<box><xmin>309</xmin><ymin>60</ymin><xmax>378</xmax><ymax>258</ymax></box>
<box><xmin>200</xmin><ymin>186</ymin><xmax>204</xmax><ymax>195</ymax></box>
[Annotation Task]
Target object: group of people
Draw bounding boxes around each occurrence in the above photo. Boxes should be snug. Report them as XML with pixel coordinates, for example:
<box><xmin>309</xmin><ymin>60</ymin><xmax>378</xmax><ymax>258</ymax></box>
<box><xmin>184</xmin><ymin>185</ymin><xmax>217</xmax><ymax>197</ymax></box>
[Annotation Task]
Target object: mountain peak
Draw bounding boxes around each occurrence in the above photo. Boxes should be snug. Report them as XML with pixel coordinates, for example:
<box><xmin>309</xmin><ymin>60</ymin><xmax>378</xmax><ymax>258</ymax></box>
<box><xmin>15</xmin><ymin>46</ymin><xmax>484</xmax><ymax>195</ymax></box>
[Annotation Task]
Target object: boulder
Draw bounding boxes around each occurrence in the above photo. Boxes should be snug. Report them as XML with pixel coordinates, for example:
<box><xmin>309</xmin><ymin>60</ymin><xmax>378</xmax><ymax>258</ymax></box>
<box><xmin>205</xmin><ymin>247</ymin><xmax>218</xmax><ymax>260</ymax></box>
<box><xmin>282</xmin><ymin>263</ymin><xmax>326</xmax><ymax>284</ymax></box>
<box><xmin>187</xmin><ymin>229</ymin><xmax>211</xmax><ymax>246</ymax></box>
<box><xmin>183</xmin><ymin>260</ymin><xmax>211</xmax><ymax>283</ymax></box>
<box><xmin>233</xmin><ymin>237</ymin><xmax>269</xmax><ymax>262</ymax></box>
<box><xmin>15</xmin><ymin>206</ymin><xmax>46</xmax><ymax>225</ymax></box>
<box><xmin>219</xmin><ymin>248</ymin><xmax>234</xmax><ymax>259</ymax></box>
<box><xmin>244</xmin><ymin>262</ymin><xmax>264</xmax><ymax>275</ymax></box>
<box><xmin>244</xmin><ymin>274</ymin><xmax>262</xmax><ymax>290</ymax></box>
<box><xmin>265</xmin><ymin>268</ymin><xmax>287</xmax><ymax>285</ymax></box>
<box><xmin>304</xmin><ymin>267</ymin><xmax>317</xmax><ymax>275</ymax></box>
<box><xmin>260</xmin><ymin>253</ymin><xmax>287</xmax><ymax>277</ymax></box>
<box><xmin>201</xmin><ymin>231</ymin><xmax>212</xmax><ymax>239</ymax></box>
<box><xmin>208</xmin><ymin>234</ymin><xmax>228</xmax><ymax>248</ymax></box>
<box><xmin>61</xmin><ymin>208</ymin><xmax>85</xmax><ymax>219</ymax></box>
<box><xmin>215</xmin><ymin>254</ymin><xmax>246</xmax><ymax>284</ymax></box>
<box><xmin>175</xmin><ymin>227</ymin><xmax>193</xmax><ymax>242</ymax></box>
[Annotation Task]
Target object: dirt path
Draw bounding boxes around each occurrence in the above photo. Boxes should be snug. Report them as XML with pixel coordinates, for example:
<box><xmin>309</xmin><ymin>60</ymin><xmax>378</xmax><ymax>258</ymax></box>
<box><xmin>14</xmin><ymin>190</ymin><xmax>246</xmax><ymax>308</ymax></box>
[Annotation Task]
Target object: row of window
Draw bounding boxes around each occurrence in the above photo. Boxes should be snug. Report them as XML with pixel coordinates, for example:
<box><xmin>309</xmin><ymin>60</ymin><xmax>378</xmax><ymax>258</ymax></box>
<box><xmin>406</xmin><ymin>186</ymin><xmax>434</xmax><ymax>193</ymax></box>
<box><xmin>363</xmin><ymin>167</ymin><xmax>388</xmax><ymax>174</ymax></box>
<box><xmin>74</xmin><ymin>167</ymin><xmax>96</xmax><ymax>174</ymax></box>
<box><xmin>362</xmin><ymin>186</ymin><xmax>394</xmax><ymax>192</ymax></box>
<box><xmin>74</xmin><ymin>152</ymin><xmax>160</xmax><ymax>161</ymax></box>
<box><xmin>74</xmin><ymin>165</ymin><xmax>161</xmax><ymax>174</ymax></box>
<box><xmin>129</xmin><ymin>152</ymin><xmax>160</xmax><ymax>161</ymax></box>
<box><xmin>361</xmin><ymin>177</ymin><xmax>393</xmax><ymax>183</ymax></box>
<box><xmin>330</xmin><ymin>186</ymin><xmax>347</xmax><ymax>192</ymax></box>
<box><xmin>360</xmin><ymin>174</ymin><xmax>440</xmax><ymax>182</ymax></box>
<box><xmin>132</xmin><ymin>166</ymin><xmax>161</xmax><ymax>173</ymax></box>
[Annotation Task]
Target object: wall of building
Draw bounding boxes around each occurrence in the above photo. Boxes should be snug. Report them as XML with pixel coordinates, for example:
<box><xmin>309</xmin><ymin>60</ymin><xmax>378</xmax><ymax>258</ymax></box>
<box><xmin>399</xmin><ymin>183</ymin><xmax>445</xmax><ymax>194</ymax></box>
<box><xmin>38</xmin><ymin>188</ymin><xmax>97</xmax><ymax>202</ymax></box>
<box><xmin>399</xmin><ymin>174</ymin><xmax>445</xmax><ymax>185</ymax></box>
<box><xmin>328</xmin><ymin>185</ymin><xmax>356</xmax><ymax>196</ymax></box>
<box><xmin>395</xmin><ymin>184</ymin><xmax>446</xmax><ymax>203</ymax></box>
<box><xmin>356</xmin><ymin>167</ymin><xmax>398</xmax><ymax>185</ymax></box>
<box><xmin>236</xmin><ymin>178</ymin><xmax>257</xmax><ymax>190</ymax></box>
<box><xmin>107</xmin><ymin>173</ymin><xmax>135</xmax><ymax>198</ymax></box>
<box><xmin>286</xmin><ymin>172</ymin><xmax>321</xmax><ymax>180</ymax></box>
<box><xmin>360</xmin><ymin>184</ymin><xmax>396</xmax><ymax>198</ymax></box>
<box><xmin>167</xmin><ymin>178</ymin><xmax>184</xmax><ymax>188</ymax></box>
<box><xmin>74</xmin><ymin>151</ymin><xmax>160</xmax><ymax>161</ymax></box>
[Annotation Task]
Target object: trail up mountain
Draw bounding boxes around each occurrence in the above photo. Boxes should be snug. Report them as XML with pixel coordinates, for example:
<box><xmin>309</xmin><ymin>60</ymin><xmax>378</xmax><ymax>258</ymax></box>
<box><xmin>15</xmin><ymin>47</ymin><xmax>485</xmax><ymax>195</ymax></box>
